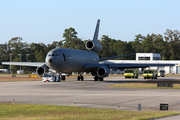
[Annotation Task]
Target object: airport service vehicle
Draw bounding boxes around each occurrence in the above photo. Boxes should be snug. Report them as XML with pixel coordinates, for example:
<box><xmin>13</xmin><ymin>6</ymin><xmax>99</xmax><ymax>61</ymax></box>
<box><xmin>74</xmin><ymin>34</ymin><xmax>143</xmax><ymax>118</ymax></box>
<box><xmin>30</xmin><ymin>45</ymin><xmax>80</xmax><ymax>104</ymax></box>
<box><xmin>1</xmin><ymin>19</ymin><xmax>174</xmax><ymax>82</ymax></box>
<box><xmin>143</xmin><ymin>69</ymin><xmax>157</xmax><ymax>79</ymax></box>
<box><xmin>124</xmin><ymin>69</ymin><xmax>139</xmax><ymax>79</ymax></box>
<box><xmin>158</xmin><ymin>70</ymin><xmax>165</xmax><ymax>77</ymax></box>
<box><xmin>42</xmin><ymin>73</ymin><xmax>54</xmax><ymax>82</ymax></box>
<box><xmin>42</xmin><ymin>73</ymin><xmax>61</xmax><ymax>82</ymax></box>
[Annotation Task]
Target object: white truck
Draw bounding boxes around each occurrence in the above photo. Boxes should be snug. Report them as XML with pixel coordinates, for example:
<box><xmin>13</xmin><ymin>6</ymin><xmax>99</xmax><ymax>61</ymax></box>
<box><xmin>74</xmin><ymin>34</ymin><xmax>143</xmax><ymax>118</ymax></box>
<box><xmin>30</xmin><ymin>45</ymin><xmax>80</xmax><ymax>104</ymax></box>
<box><xmin>42</xmin><ymin>73</ymin><xmax>61</xmax><ymax>82</ymax></box>
<box><xmin>158</xmin><ymin>70</ymin><xmax>165</xmax><ymax>77</ymax></box>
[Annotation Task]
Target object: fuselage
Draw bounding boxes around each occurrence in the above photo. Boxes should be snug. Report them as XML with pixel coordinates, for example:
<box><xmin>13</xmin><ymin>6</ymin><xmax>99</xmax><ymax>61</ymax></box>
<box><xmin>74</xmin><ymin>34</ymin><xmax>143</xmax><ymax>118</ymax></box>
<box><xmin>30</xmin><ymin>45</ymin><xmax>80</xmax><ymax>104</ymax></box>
<box><xmin>45</xmin><ymin>48</ymin><xmax>99</xmax><ymax>73</ymax></box>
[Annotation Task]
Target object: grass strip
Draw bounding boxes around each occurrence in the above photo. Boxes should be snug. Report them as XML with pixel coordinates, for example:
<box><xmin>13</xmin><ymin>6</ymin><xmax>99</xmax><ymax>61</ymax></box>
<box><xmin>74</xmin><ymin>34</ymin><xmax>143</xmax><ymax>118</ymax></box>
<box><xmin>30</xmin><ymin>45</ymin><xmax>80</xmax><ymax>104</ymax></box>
<box><xmin>107</xmin><ymin>83</ymin><xmax>180</xmax><ymax>89</ymax></box>
<box><xmin>0</xmin><ymin>103</ymin><xmax>179</xmax><ymax>120</ymax></box>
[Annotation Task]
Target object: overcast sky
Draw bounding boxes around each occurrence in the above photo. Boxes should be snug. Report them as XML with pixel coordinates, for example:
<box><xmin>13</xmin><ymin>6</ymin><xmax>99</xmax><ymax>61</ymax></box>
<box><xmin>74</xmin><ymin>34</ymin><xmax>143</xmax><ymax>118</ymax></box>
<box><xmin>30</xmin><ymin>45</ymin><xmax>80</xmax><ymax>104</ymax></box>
<box><xmin>0</xmin><ymin>0</ymin><xmax>180</xmax><ymax>45</ymax></box>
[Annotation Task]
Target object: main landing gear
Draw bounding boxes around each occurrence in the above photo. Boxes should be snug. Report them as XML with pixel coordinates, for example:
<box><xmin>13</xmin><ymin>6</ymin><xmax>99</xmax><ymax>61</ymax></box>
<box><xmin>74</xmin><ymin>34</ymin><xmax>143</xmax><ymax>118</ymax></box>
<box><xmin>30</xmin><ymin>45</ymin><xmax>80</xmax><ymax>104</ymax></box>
<box><xmin>77</xmin><ymin>72</ymin><xmax>84</xmax><ymax>81</ymax></box>
<box><xmin>61</xmin><ymin>75</ymin><xmax>66</xmax><ymax>81</ymax></box>
<box><xmin>94</xmin><ymin>76</ymin><xmax>104</xmax><ymax>81</ymax></box>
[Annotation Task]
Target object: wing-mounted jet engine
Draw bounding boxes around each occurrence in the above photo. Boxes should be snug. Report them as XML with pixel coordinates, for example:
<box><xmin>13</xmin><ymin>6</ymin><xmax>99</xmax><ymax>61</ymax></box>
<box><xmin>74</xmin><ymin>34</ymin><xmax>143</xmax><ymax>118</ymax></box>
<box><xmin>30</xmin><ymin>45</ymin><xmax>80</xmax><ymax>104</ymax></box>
<box><xmin>85</xmin><ymin>19</ymin><xmax>102</xmax><ymax>53</ymax></box>
<box><xmin>97</xmin><ymin>66</ymin><xmax>110</xmax><ymax>77</ymax></box>
<box><xmin>36</xmin><ymin>64</ymin><xmax>49</xmax><ymax>76</ymax></box>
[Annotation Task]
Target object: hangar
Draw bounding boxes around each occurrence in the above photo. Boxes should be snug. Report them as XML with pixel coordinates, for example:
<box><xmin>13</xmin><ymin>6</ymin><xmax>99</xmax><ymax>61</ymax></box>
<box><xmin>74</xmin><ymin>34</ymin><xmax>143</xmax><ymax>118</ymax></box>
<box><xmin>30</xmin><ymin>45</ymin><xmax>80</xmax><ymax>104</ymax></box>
<box><xmin>102</xmin><ymin>53</ymin><xmax>180</xmax><ymax>74</ymax></box>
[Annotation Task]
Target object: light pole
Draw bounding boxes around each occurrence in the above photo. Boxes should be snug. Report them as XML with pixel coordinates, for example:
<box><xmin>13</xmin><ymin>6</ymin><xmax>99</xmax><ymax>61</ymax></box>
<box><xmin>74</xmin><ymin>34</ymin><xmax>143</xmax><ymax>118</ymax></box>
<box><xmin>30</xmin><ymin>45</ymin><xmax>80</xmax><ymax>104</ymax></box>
<box><xmin>9</xmin><ymin>54</ymin><xmax>12</xmax><ymax>73</ymax></box>
<box><xmin>26</xmin><ymin>54</ymin><xmax>29</xmax><ymax>62</ymax></box>
<box><xmin>18</xmin><ymin>54</ymin><xmax>21</xmax><ymax>73</ymax></box>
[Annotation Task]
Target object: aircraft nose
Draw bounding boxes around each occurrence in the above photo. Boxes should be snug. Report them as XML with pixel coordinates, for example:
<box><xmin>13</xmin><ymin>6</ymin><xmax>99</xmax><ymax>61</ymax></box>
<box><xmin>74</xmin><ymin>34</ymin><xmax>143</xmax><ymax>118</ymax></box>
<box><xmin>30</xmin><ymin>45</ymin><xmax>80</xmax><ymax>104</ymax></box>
<box><xmin>48</xmin><ymin>59</ymin><xmax>52</xmax><ymax>63</ymax></box>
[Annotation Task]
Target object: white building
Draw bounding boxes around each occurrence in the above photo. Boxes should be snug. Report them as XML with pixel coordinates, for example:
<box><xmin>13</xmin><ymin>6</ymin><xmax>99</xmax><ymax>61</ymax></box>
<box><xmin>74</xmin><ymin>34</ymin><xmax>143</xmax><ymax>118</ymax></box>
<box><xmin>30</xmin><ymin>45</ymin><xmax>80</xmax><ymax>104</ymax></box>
<box><xmin>0</xmin><ymin>69</ymin><xmax>9</xmax><ymax>73</ymax></box>
<box><xmin>103</xmin><ymin>53</ymin><xmax>180</xmax><ymax>74</ymax></box>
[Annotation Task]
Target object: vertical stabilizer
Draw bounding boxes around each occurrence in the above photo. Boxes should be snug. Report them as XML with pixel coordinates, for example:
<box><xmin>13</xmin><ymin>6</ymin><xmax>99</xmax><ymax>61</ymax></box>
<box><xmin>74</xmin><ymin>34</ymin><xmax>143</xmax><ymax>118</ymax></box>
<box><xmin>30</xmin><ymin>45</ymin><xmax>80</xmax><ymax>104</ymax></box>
<box><xmin>93</xmin><ymin>19</ymin><xmax>100</xmax><ymax>42</ymax></box>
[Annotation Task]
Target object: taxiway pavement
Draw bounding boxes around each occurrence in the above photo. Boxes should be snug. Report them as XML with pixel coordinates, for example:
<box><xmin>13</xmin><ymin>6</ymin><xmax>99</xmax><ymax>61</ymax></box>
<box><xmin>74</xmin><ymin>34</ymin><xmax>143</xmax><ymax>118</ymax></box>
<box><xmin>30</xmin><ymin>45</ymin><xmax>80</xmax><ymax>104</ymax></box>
<box><xmin>0</xmin><ymin>76</ymin><xmax>180</xmax><ymax>111</ymax></box>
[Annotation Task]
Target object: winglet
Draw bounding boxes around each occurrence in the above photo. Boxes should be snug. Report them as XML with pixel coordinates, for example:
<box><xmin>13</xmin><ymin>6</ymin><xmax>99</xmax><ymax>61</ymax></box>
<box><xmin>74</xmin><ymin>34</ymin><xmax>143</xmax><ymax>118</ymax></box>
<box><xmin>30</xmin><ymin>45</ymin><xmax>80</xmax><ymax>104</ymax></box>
<box><xmin>93</xmin><ymin>19</ymin><xmax>100</xmax><ymax>42</ymax></box>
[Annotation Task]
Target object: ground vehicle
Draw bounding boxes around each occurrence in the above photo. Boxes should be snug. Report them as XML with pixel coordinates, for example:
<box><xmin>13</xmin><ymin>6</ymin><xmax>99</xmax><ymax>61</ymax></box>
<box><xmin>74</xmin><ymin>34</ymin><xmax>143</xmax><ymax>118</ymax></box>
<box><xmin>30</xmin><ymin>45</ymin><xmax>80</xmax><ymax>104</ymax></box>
<box><xmin>143</xmin><ymin>69</ymin><xmax>157</xmax><ymax>79</ymax></box>
<box><xmin>124</xmin><ymin>69</ymin><xmax>139</xmax><ymax>79</ymax></box>
<box><xmin>42</xmin><ymin>73</ymin><xmax>54</xmax><ymax>82</ymax></box>
<box><xmin>42</xmin><ymin>73</ymin><xmax>61</xmax><ymax>82</ymax></box>
<box><xmin>158</xmin><ymin>70</ymin><xmax>165</xmax><ymax>77</ymax></box>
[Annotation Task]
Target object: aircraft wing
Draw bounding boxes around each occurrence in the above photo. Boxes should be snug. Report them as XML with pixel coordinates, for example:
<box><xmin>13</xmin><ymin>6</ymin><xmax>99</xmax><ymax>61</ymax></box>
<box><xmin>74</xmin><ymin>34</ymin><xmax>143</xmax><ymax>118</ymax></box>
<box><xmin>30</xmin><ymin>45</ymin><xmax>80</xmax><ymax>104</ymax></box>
<box><xmin>1</xmin><ymin>62</ymin><xmax>45</xmax><ymax>67</ymax></box>
<box><xmin>99</xmin><ymin>53</ymin><xmax>135</xmax><ymax>62</ymax></box>
<box><xmin>85</xmin><ymin>63</ymin><xmax>175</xmax><ymax>69</ymax></box>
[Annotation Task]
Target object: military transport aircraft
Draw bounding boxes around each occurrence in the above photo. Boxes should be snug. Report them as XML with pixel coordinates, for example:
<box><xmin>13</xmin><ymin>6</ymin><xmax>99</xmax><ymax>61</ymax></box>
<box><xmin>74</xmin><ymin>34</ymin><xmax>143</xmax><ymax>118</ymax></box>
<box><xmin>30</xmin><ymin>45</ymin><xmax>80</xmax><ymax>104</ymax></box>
<box><xmin>1</xmin><ymin>19</ymin><xmax>174</xmax><ymax>81</ymax></box>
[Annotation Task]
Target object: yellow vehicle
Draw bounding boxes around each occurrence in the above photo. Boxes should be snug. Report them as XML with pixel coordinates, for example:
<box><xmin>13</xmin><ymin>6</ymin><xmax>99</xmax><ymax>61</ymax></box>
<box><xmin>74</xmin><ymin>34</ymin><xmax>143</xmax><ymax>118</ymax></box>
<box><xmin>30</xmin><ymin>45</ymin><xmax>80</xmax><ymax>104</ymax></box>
<box><xmin>143</xmin><ymin>69</ymin><xmax>157</xmax><ymax>79</ymax></box>
<box><xmin>124</xmin><ymin>69</ymin><xmax>139</xmax><ymax>79</ymax></box>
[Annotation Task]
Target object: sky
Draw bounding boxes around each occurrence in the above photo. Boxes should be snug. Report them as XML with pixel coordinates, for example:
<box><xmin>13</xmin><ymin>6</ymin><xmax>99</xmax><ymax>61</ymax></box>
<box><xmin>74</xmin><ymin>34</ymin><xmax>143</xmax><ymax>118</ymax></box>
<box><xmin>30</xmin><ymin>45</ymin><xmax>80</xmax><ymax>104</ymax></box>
<box><xmin>0</xmin><ymin>0</ymin><xmax>180</xmax><ymax>45</ymax></box>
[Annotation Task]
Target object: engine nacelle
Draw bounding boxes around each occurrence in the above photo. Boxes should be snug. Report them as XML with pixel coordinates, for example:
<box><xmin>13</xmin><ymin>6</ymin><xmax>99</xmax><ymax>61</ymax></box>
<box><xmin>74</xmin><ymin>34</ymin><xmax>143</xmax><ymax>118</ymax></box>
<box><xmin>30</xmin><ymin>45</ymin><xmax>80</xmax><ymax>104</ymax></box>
<box><xmin>36</xmin><ymin>64</ymin><xmax>49</xmax><ymax>76</ymax></box>
<box><xmin>85</xmin><ymin>40</ymin><xmax>102</xmax><ymax>53</ymax></box>
<box><xmin>97</xmin><ymin>66</ymin><xmax>110</xmax><ymax>77</ymax></box>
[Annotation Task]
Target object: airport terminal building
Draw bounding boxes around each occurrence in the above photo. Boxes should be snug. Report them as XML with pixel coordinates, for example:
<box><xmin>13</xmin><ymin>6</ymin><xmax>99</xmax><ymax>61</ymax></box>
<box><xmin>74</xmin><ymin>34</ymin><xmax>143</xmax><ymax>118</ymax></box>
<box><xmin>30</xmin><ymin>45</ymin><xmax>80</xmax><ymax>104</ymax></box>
<box><xmin>102</xmin><ymin>53</ymin><xmax>180</xmax><ymax>74</ymax></box>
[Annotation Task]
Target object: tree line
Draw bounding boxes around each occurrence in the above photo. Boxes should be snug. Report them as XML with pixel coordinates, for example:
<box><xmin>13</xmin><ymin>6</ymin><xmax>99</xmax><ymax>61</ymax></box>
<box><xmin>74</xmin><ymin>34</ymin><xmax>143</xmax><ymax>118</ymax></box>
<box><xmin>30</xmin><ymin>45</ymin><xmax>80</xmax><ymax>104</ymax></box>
<box><xmin>0</xmin><ymin>28</ymin><xmax>180</xmax><ymax>71</ymax></box>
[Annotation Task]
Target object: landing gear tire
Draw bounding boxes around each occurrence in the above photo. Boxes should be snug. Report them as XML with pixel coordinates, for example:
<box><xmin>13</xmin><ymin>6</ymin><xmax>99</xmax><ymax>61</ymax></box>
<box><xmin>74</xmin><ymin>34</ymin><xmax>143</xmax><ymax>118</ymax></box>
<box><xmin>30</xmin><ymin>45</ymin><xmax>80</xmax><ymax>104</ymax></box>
<box><xmin>94</xmin><ymin>76</ymin><xmax>98</xmax><ymax>81</ymax></box>
<box><xmin>77</xmin><ymin>76</ymin><xmax>84</xmax><ymax>81</ymax></box>
<box><xmin>53</xmin><ymin>76</ymin><xmax>56</xmax><ymax>82</ymax></box>
<box><xmin>61</xmin><ymin>76</ymin><xmax>66</xmax><ymax>81</ymax></box>
<box><xmin>80</xmin><ymin>76</ymin><xmax>84</xmax><ymax>81</ymax></box>
<box><xmin>57</xmin><ymin>75</ymin><xmax>61</xmax><ymax>82</ymax></box>
<box><xmin>99</xmin><ymin>77</ymin><xmax>103</xmax><ymax>81</ymax></box>
<box><xmin>77</xmin><ymin>76</ymin><xmax>80</xmax><ymax>81</ymax></box>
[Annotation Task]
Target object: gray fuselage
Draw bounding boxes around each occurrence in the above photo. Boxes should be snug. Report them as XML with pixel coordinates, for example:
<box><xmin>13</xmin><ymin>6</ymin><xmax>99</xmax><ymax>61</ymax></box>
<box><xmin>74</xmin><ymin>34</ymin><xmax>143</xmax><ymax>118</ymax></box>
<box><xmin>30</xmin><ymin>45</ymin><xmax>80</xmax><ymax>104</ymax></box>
<box><xmin>45</xmin><ymin>48</ymin><xmax>99</xmax><ymax>73</ymax></box>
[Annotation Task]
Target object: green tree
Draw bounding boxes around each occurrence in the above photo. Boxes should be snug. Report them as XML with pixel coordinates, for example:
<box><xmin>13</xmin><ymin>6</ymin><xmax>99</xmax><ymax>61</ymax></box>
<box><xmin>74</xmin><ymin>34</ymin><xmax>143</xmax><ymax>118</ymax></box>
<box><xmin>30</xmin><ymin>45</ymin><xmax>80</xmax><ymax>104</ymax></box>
<box><xmin>63</xmin><ymin>27</ymin><xmax>78</xmax><ymax>49</ymax></box>
<box><xmin>141</xmin><ymin>34</ymin><xmax>155</xmax><ymax>53</ymax></box>
<box><xmin>164</xmin><ymin>29</ymin><xmax>180</xmax><ymax>60</ymax></box>
<box><xmin>132</xmin><ymin>34</ymin><xmax>144</xmax><ymax>53</ymax></box>
<box><xmin>99</xmin><ymin>35</ymin><xmax>117</xmax><ymax>58</ymax></box>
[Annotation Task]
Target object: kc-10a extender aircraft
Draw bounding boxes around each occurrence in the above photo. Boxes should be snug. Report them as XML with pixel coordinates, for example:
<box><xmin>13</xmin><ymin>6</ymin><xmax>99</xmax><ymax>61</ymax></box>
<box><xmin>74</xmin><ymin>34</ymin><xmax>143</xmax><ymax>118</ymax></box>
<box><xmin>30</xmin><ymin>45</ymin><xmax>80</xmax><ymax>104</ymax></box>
<box><xmin>1</xmin><ymin>20</ymin><xmax>174</xmax><ymax>81</ymax></box>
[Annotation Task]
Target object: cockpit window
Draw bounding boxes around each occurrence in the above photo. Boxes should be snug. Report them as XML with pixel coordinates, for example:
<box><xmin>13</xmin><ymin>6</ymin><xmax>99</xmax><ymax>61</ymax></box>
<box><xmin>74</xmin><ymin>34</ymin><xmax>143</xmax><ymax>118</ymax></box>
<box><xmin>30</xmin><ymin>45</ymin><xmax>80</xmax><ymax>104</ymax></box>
<box><xmin>48</xmin><ymin>54</ymin><xmax>59</xmax><ymax>57</ymax></box>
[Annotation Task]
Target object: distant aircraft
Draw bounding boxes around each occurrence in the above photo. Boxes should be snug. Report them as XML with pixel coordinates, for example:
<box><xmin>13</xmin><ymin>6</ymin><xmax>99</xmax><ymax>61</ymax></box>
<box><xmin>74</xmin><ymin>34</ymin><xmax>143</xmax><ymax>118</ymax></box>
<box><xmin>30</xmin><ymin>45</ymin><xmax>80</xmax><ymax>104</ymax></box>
<box><xmin>1</xmin><ymin>19</ymin><xmax>174</xmax><ymax>81</ymax></box>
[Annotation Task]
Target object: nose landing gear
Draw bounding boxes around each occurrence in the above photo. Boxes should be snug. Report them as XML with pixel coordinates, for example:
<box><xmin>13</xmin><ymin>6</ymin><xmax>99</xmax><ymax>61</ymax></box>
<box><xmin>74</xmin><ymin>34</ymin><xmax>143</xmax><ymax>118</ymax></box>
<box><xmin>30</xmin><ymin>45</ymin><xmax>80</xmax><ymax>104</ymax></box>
<box><xmin>77</xmin><ymin>72</ymin><xmax>84</xmax><ymax>81</ymax></box>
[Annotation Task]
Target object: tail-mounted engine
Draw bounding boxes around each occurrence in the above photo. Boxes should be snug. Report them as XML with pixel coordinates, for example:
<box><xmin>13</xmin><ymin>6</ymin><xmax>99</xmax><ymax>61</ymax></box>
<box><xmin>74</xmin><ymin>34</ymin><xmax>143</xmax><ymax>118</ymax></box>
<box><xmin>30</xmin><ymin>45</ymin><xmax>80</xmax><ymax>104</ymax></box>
<box><xmin>85</xmin><ymin>40</ymin><xmax>102</xmax><ymax>53</ymax></box>
<box><xmin>97</xmin><ymin>66</ymin><xmax>110</xmax><ymax>77</ymax></box>
<box><xmin>36</xmin><ymin>64</ymin><xmax>49</xmax><ymax>76</ymax></box>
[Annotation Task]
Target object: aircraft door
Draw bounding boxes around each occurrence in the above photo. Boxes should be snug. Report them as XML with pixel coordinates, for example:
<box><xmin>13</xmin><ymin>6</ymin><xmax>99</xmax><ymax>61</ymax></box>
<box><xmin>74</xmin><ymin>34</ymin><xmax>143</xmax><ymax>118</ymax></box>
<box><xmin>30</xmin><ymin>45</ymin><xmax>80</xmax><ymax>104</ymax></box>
<box><xmin>62</xmin><ymin>53</ymin><xmax>71</xmax><ymax>63</ymax></box>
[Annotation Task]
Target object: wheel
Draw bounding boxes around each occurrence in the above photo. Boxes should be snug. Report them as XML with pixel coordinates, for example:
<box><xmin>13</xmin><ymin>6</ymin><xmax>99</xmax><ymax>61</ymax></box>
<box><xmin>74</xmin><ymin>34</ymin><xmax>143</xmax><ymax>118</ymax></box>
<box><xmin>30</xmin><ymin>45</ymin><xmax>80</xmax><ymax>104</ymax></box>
<box><xmin>80</xmin><ymin>76</ymin><xmax>84</xmax><ymax>81</ymax></box>
<box><xmin>144</xmin><ymin>77</ymin><xmax>146</xmax><ymax>79</ymax></box>
<box><xmin>94</xmin><ymin>76</ymin><xmax>98</xmax><ymax>81</ymax></box>
<box><xmin>77</xmin><ymin>76</ymin><xmax>80</xmax><ymax>81</ymax></box>
<box><xmin>125</xmin><ymin>77</ymin><xmax>127</xmax><ymax>79</ymax></box>
<box><xmin>132</xmin><ymin>77</ymin><xmax>134</xmax><ymax>79</ymax></box>
<box><xmin>99</xmin><ymin>77</ymin><xmax>103</xmax><ymax>81</ymax></box>
<box><xmin>61</xmin><ymin>76</ymin><xmax>66</xmax><ymax>81</ymax></box>
<box><xmin>53</xmin><ymin>76</ymin><xmax>56</xmax><ymax>82</ymax></box>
